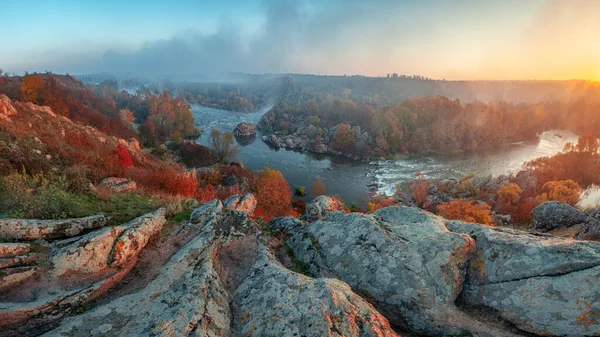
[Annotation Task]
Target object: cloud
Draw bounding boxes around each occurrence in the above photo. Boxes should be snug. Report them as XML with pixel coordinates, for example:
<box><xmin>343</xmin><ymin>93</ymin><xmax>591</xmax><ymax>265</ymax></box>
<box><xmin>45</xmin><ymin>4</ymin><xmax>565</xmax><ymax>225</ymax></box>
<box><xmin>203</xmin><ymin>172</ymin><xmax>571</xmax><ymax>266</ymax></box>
<box><xmin>99</xmin><ymin>0</ymin><xmax>416</xmax><ymax>78</ymax></box>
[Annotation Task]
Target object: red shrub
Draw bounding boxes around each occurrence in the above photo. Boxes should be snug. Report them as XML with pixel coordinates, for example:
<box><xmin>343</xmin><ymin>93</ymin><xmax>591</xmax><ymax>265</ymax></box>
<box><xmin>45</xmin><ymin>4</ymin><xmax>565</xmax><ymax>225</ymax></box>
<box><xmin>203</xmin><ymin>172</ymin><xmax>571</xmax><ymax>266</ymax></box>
<box><xmin>196</xmin><ymin>184</ymin><xmax>217</xmax><ymax>203</ymax></box>
<box><xmin>115</xmin><ymin>143</ymin><xmax>133</xmax><ymax>168</ymax></box>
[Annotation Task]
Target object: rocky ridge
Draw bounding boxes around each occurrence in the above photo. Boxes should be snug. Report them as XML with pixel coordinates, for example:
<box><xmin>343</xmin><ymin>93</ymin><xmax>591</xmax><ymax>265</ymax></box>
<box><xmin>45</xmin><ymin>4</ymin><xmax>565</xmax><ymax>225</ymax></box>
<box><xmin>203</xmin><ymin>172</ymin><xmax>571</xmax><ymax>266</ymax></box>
<box><xmin>0</xmin><ymin>195</ymin><xmax>599</xmax><ymax>336</ymax></box>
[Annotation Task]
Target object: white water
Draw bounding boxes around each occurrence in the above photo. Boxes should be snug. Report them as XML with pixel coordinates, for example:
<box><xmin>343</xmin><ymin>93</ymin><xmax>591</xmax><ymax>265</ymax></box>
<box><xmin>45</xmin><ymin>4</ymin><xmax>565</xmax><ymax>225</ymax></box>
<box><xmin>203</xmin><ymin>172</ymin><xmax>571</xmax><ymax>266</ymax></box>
<box><xmin>372</xmin><ymin>130</ymin><xmax>580</xmax><ymax>196</ymax></box>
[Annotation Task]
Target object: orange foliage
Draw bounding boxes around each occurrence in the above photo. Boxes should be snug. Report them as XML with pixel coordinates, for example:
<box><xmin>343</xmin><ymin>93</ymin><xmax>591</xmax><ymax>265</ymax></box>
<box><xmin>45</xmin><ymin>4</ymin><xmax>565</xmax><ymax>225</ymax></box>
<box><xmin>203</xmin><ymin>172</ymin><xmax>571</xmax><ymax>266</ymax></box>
<box><xmin>437</xmin><ymin>200</ymin><xmax>494</xmax><ymax>225</ymax></box>
<box><xmin>525</xmin><ymin>134</ymin><xmax>600</xmax><ymax>188</ymax></box>
<box><xmin>536</xmin><ymin>180</ymin><xmax>582</xmax><ymax>206</ymax></box>
<box><xmin>410</xmin><ymin>172</ymin><xmax>429</xmax><ymax>207</ymax></box>
<box><xmin>497</xmin><ymin>183</ymin><xmax>522</xmax><ymax>205</ymax></box>
<box><xmin>254</xmin><ymin>168</ymin><xmax>297</xmax><ymax>221</ymax></box>
<box><xmin>367</xmin><ymin>195</ymin><xmax>396</xmax><ymax>214</ymax></box>
<box><xmin>20</xmin><ymin>74</ymin><xmax>44</xmax><ymax>104</ymax></box>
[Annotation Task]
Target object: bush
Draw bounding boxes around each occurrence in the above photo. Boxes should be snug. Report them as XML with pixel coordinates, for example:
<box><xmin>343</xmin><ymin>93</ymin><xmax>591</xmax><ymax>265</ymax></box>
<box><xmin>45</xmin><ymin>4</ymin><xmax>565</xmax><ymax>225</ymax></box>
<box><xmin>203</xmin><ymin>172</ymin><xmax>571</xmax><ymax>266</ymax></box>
<box><xmin>410</xmin><ymin>172</ymin><xmax>429</xmax><ymax>207</ymax></box>
<box><xmin>115</xmin><ymin>143</ymin><xmax>133</xmax><ymax>168</ymax></box>
<box><xmin>536</xmin><ymin>180</ymin><xmax>582</xmax><ymax>206</ymax></box>
<box><xmin>294</xmin><ymin>185</ymin><xmax>306</xmax><ymax>196</ymax></box>
<box><xmin>0</xmin><ymin>171</ymin><xmax>94</xmax><ymax>219</ymax></box>
<box><xmin>64</xmin><ymin>165</ymin><xmax>92</xmax><ymax>193</ymax></box>
<box><xmin>177</xmin><ymin>142</ymin><xmax>216</xmax><ymax>168</ymax></box>
<box><xmin>437</xmin><ymin>199</ymin><xmax>494</xmax><ymax>225</ymax></box>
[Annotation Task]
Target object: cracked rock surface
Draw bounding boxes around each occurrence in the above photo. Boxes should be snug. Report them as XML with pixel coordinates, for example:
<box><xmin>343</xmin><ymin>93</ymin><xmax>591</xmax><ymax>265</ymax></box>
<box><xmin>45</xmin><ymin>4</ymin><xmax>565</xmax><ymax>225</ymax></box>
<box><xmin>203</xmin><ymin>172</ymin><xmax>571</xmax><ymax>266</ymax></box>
<box><xmin>2</xmin><ymin>197</ymin><xmax>600</xmax><ymax>337</ymax></box>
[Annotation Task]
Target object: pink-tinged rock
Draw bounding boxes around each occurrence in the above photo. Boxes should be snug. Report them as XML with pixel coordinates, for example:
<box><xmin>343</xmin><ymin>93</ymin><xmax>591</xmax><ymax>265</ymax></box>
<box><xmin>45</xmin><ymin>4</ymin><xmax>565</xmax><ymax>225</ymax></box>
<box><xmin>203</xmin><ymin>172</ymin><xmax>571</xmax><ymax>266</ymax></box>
<box><xmin>0</xmin><ymin>95</ymin><xmax>17</xmax><ymax>120</ymax></box>
<box><xmin>99</xmin><ymin>177</ymin><xmax>137</xmax><ymax>193</ymax></box>
<box><xmin>109</xmin><ymin>209</ymin><xmax>167</xmax><ymax>267</ymax></box>
<box><xmin>0</xmin><ymin>214</ymin><xmax>108</xmax><ymax>241</ymax></box>
<box><xmin>0</xmin><ymin>243</ymin><xmax>31</xmax><ymax>258</ymax></box>
<box><xmin>223</xmin><ymin>194</ymin><xmax>257</xmax><ymax>216</ymax></box>
<box><xmin>0</xmin><ymin>267</ymin><xmax>39</xmax><ymax>293</ymax></box>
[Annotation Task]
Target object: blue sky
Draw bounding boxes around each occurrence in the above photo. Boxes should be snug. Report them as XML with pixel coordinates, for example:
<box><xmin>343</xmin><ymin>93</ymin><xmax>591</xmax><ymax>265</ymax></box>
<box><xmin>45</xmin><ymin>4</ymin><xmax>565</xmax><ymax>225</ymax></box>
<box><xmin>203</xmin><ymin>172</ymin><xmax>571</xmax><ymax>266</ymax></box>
<box><xmin>1</xmin><ymin>0</ymin><xmax>598</xmax><ymax>80</ymax></box>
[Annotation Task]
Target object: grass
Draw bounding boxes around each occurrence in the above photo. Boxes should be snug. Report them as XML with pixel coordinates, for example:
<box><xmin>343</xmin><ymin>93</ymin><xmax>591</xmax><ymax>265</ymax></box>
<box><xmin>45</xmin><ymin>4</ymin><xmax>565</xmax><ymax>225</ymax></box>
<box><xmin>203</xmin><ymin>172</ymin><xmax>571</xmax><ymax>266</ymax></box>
<box><xmin>94</xmin><ymin>193</ymin><xmax>162</xmax><ymax>226</ymax></box>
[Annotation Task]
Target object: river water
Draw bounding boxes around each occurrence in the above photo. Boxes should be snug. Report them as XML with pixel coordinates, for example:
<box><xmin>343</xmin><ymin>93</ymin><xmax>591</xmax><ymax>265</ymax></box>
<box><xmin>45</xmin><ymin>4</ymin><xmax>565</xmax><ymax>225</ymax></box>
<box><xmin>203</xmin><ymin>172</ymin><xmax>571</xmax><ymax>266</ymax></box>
<box><xmin>191</xmin><ymin>105</ymin><xmax>597</xmax><ymax>207</ymax></box>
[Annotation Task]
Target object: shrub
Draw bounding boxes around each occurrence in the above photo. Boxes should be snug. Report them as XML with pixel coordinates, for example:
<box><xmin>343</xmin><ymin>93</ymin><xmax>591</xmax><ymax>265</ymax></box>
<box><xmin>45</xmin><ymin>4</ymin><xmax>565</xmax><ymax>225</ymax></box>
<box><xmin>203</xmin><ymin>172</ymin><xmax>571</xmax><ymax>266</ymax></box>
<box><xmin>497</xmin><ymin>183</ymin><xmax>522</xmax><ymax>205</ymax></box>
<box><xmin>115</xmin><ymin>143</ymin><xmax>133</xmax><ymax>168</ymax></box>
<box><xmin>195</xmin><ymin>184</ymin><xmax>217</xmax><ymax>203</ymax></box>
<box><xmin>64</xmin><ymin>165</ymin><xmax>92</xmax><ymax>193</ymax></box>
<box><xmin>410</xmin><ymin>172</ymin><xmax>429</xmax><ymax>207</ymax></box>
<box><xmin>177</xmin><ymin>142</ymin><xmax>216</xmax><ymax>168</ymax></box>
<box><xmin>437</xmin><ymin>199</ymin><xmax>494</xmax><ymax>225</ymax></box>
<box><xmin>367</xmin><ymin>195</ymin><xmax>396</xmax><ymax>214</ymax></box>
<box><xmin>536</xmin><ymin>180</ymin><xmax>582</xmax><ymax>206</ymax></box>
<box><xmin>294</xmin><ymin>185</ymin><xmax>306</xmax><ymax>196</ymax></box>
<box><xmin>0</xmin><ymin>171</ymin><xmax>94</xmax><ymax>219</ymax></box>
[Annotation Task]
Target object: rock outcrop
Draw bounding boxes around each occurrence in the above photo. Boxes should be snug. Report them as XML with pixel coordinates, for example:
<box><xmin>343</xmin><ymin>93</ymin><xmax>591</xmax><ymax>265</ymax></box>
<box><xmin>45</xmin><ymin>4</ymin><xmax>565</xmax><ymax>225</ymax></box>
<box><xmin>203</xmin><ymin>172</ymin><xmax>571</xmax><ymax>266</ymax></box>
<box><xmin>3</xmin><ymin>198</ymin><xmax>600</xmax><ymax>337</ymax></box>
<box><xmin>233</xmin><ymin>246</ymin><xmax>399</xmax><ymax>337</ymax></box>
<box><xmin>40</xmin><ymin>199</ymin><xmax>399</xmax><ymax>337</ymax></box>
<box><xmin>448</xmin><ymin>221</ymin><xmax>600</xmax><ymax>336</ymax></box>
<box><xmin>287</xmin><ymin>206</ymin><xmax>518</xmax><ymax>336</ymax></box>
<box><xmin>0</xmin><ymin>214</ymin><xmax>108</xmax><ymax>241</ymax></box>
<box><xmin>0</xmin><ymin>95</ymin><xmax>17</xmax><ymax>121</ymax></box>
<box><xmin>0</xmin><ymin>243</ymin><xmax>31</xmax><ymax>258</ymax></box>
<box><xmin>304</xmin><ymin>195</ymin><xmax>345</xmax><ymax>221</ymax></box>
<box><xmin>531</xmin><ymin>201</ymin><xmax>587</xmax><ymax>232</ymax></box>
<box><xmin>99</xmin><ymin>177</ymin><xmax>137</xmax><ymax>193</ymax></box>
<box><xmin>223</xmin><ymin>193</ymin><xmax>257</xmax><ymax>216</ymax></box>
<box><xmin>233</xmin><ymin>121</ymin><xmax>256</xmax><ymax>136</ymax></box>
<box><xmin>51</xmin><ymin>209</ymin><xmax>166</xmax><ymax>276</ymax></box>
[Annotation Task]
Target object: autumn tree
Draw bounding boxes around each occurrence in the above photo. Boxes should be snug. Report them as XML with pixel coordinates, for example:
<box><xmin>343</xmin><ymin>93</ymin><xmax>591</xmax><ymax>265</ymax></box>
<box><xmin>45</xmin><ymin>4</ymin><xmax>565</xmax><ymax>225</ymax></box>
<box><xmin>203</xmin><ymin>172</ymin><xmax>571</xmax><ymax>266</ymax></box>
<box><xmin>437</xmin><ymin>200</ymin><xmax>493</xmax><ymax>225</ymax></box>
<box><xmin>496</xmin><ymin>183</ymin><xmax>522</xmax><ymax>207</ymax></box>
<box><xmin>21</xmin><ymin>74</ymin><xmax>45</xmax><ymax>104</ymax></box>
<box><xmin>310</xmin><ymin>178</ymin><xmax>326</xmax><ymax>197</ymax></box>
<box><xmin>536</xmin><ymin>180</ymin><xmax>581</xmax><ymax>206</ymax></box>
<box><xmin>119</xmin><ymin>108</ymin><xmax>135</xmax><ymax>126</ymax></box>
<box><xmin>255</xmin><ymin>167</ymin><xmax>296</xmax><ymax>221</ymax></box>
<box><xmin>210</xmin><ymin>129</ymin><xmax>237</xmax><ymax>163</ymax></box>
<box><xmin>332</xmin><ymin>123</ymin><xmax>355</xmax><ymax>152</ymax></box>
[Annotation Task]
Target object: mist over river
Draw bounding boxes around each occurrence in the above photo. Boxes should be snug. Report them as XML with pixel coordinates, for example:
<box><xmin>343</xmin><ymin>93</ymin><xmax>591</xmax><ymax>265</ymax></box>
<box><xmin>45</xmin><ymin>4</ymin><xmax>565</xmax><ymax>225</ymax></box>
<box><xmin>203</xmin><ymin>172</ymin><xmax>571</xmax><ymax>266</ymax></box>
<box><xmin>192</xmin><ymin>105</ymin><xmax>597</xmax><ymax>206</ymax></box>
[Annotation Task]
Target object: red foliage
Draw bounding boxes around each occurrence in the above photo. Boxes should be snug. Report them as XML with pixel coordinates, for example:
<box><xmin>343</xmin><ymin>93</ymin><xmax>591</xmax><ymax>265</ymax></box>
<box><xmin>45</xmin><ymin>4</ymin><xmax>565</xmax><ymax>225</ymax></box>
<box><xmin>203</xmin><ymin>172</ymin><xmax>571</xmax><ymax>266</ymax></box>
<box><xmin>133</xmin><ymin>168</ymin><xmax>198</xmax><ymax>198</ymax></box>
<box><xmin>254</xmin><ymin>168</ymin><xmax>298</xmax><ymax>221</ymax></box>
<box><xmin>114</xmin><ymin>143</ymin><xmax>133</xmax><ymax>168</ymax></box>
<box><xmin>195</xmin><ymin>184</ymin><xmax>217</xmax><ymax>203</ymax></box>
<box><xmin>291</xmin><ymin>199</ymin><xmax>307</xmax><ymax>215</ymax></box>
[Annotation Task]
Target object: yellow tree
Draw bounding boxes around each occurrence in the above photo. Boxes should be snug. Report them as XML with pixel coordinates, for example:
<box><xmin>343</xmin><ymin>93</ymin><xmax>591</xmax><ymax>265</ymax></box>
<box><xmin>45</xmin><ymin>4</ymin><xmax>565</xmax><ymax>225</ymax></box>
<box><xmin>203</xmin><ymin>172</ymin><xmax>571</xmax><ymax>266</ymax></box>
<box><xmin>21</xmin><ymin>74</ymin><xmax>44</xmax><ymax>104</ymax></box>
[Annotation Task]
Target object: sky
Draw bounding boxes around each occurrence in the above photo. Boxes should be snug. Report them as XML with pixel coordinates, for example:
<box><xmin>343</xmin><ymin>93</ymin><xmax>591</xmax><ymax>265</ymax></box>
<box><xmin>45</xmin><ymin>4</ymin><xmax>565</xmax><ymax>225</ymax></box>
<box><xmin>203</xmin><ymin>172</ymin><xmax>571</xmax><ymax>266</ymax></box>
<box><xmin>1</xmin><ymin>0</ymin><xmax>599</xmax><ymax>80</ymax></box>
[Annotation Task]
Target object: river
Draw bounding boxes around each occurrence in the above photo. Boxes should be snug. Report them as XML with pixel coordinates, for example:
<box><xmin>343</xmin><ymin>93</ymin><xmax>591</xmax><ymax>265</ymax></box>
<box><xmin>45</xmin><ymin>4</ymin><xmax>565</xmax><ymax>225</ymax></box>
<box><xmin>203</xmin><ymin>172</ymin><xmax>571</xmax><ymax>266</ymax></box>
<box><xmin>191</xmin><ymin>104</ymin><xmax>598</xmax><ymax>207</ymax></box>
